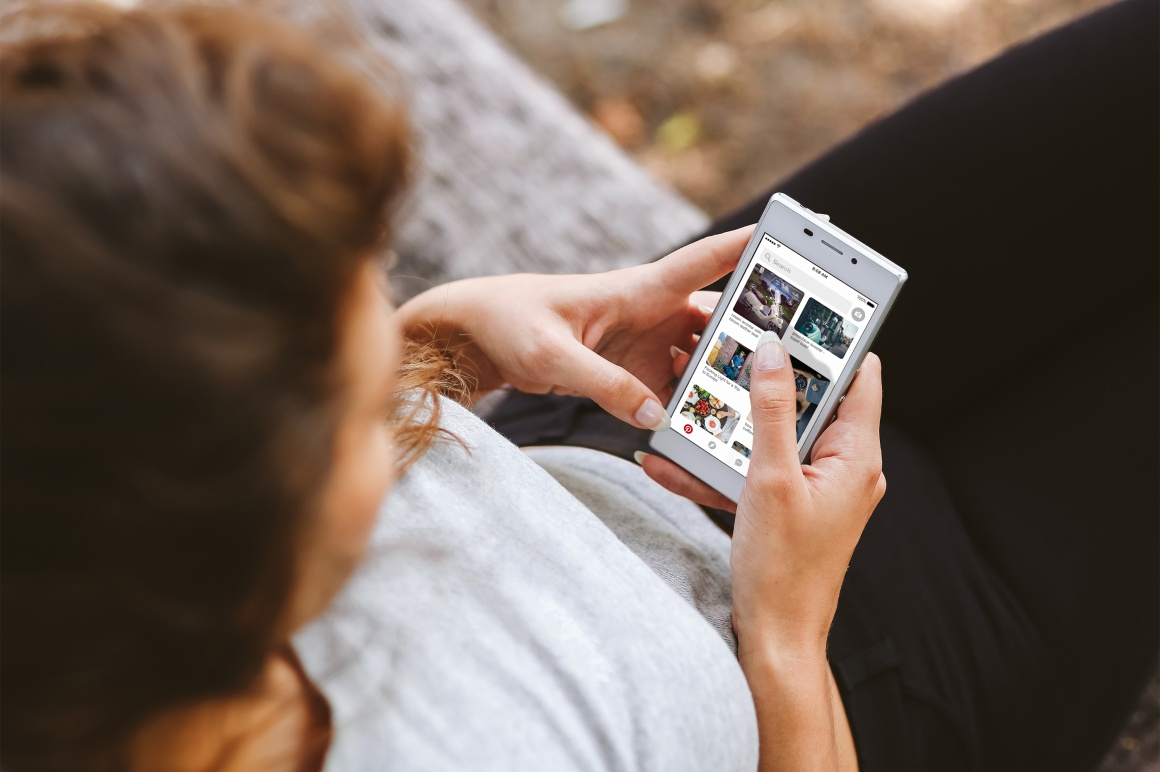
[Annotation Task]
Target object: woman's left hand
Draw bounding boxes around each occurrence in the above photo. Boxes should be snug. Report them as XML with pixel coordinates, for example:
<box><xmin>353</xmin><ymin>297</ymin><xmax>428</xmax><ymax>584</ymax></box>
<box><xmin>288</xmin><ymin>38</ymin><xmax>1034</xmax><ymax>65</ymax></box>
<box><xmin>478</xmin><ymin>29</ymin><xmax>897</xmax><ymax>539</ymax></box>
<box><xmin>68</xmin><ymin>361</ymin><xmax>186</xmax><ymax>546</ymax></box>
<box><xmin>395</xmin><ymin>226</ymin><xmax>753</xmax><ymax>430</ymax></box>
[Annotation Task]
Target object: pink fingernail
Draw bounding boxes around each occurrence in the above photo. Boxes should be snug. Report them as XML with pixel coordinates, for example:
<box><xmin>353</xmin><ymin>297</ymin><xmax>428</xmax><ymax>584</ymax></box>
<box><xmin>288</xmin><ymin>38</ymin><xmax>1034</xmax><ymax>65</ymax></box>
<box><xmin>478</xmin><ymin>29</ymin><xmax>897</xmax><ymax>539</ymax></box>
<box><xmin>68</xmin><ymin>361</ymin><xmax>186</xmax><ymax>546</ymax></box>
<box><xmin>755</xmin><ymin>331</ymin><xmax>785</xmax><ymax>371</ymax></box>
<box><xmin>635</xmin><ymin>399</ymin><xmax>669</xmax><ymax>432</ymax></box>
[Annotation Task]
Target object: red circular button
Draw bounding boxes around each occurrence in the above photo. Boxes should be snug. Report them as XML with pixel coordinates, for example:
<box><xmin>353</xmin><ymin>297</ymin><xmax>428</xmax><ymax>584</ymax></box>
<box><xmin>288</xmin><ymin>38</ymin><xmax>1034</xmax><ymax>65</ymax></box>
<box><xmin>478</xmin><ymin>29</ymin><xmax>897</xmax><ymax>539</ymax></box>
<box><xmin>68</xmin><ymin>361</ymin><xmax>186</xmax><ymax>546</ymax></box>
<box><xmin>683</xmin><ymin>424</ymin><xmax>694</xmax><ymax>434</ymax></box>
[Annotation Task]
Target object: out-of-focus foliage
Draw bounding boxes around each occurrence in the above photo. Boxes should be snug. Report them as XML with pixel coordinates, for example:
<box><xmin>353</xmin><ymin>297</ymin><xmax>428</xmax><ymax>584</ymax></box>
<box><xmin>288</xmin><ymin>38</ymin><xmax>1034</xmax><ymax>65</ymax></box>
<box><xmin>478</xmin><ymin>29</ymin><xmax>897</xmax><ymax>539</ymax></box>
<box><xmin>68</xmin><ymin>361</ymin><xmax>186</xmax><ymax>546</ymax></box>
<box><xmin>464</xmin><ymin>0</ymin><xmax>1111</xmax><ymax>215</ymax></box>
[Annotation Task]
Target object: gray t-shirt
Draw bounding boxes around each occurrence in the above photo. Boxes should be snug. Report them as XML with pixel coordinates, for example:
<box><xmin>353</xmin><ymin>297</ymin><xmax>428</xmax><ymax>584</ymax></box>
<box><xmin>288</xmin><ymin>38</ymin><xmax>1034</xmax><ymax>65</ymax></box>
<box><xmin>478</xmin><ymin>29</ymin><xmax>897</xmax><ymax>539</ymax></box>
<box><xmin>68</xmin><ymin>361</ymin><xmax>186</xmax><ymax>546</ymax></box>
<box><xmin>295</xmin><ymin>397</ymin><xmax>758</xmax><ymax>771</ymax></box>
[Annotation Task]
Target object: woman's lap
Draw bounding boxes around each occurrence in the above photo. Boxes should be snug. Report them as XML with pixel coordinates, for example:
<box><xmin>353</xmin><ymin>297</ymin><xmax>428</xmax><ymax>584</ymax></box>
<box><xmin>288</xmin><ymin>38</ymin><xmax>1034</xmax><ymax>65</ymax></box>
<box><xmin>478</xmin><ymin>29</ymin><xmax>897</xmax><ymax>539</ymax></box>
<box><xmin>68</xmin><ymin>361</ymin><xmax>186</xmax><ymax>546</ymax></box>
<box><xmin>487</xmin><ymin>0</ymin><xmax>1158</xmax><ymax>767</ymax></box>
<box><xmin>828</xmin><ymin>425</ymin><xmax>1052</xmax><ymax>772</ymax></box>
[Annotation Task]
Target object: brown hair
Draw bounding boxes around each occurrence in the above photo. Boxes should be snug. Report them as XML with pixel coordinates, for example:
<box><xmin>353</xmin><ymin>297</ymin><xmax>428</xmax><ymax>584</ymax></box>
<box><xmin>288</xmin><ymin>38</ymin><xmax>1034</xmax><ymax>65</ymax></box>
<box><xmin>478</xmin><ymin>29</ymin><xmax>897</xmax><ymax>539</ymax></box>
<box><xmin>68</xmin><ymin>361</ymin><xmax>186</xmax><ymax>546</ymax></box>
<box><xmin>0</xmin><ymin>4</ymin><xmax>456</xmax><ymax>769</ymax></box>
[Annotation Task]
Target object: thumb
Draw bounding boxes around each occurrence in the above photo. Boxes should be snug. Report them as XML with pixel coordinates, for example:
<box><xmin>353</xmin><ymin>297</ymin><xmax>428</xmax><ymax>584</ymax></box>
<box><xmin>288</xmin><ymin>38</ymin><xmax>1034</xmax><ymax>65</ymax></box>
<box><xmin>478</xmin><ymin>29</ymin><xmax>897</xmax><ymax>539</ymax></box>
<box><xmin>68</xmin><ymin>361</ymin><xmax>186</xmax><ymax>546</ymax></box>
<box><xmin>553</xmin><ymin>342</ymin><xmax>671</xmax><ymax>432</ymax></box>
<box><xmin>745</xmin><ymin>332</ymin><xmax>803</xmax><ymax>484</ymax></box>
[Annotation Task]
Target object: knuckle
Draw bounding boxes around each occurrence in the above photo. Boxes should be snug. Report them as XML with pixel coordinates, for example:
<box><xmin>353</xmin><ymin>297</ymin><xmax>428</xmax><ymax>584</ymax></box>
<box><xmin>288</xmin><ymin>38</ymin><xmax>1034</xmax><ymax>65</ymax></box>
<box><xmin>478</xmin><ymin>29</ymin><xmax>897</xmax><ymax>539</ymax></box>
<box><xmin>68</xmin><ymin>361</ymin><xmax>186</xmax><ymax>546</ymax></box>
<box><xmin>751</xmin><ymin>387</ymin><xmax>795</xmax><ymax>420</ymax></box>
<box><xmin>861</xmin><ymin>456</ymin><xmax>884</xmax><ymax>494</ymax></box>
<box><xmin>597</xmin><ymin>366</ymin><xmax>631</xmax><ymax>396</ymax></box>
<box><xmin>874</xmin><ymin>472</ymin><xmax>888</xmax><ymax>502</ymax></box>
<box><xmin>520</xmin><ymin>330</ymin><xmax>560</xmax><ymax>381</ymax></box>
<box><xmin>713</xmin><ymin>240</ymin><xmax>740</xmax><ymax>272</ymax></box>
<box><xmin>745</xmin><ymin>465</ymin><xmax>800</xmax><ymax>503</ymax></box>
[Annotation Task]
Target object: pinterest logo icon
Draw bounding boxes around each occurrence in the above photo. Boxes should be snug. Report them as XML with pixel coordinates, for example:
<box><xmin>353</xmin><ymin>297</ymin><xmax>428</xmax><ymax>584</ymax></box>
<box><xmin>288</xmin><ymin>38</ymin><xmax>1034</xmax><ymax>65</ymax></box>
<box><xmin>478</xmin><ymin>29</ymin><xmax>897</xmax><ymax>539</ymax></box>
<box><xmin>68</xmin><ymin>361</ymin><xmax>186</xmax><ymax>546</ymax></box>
<box><xmin>683</xmin><ymin>424</ymin><xmax>694</xmax><ymax>434</ymax></box>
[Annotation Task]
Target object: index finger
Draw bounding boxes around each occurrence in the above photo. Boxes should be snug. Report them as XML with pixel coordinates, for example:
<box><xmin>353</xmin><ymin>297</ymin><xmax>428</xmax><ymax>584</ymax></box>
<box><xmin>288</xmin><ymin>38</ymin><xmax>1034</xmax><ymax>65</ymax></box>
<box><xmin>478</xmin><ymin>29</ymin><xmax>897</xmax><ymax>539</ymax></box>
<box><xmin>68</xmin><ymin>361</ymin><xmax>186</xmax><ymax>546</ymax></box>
<box><xmin>656</xmin><ymin>225</ymin><xmax>756</xmax><ymax>296</ymax></box>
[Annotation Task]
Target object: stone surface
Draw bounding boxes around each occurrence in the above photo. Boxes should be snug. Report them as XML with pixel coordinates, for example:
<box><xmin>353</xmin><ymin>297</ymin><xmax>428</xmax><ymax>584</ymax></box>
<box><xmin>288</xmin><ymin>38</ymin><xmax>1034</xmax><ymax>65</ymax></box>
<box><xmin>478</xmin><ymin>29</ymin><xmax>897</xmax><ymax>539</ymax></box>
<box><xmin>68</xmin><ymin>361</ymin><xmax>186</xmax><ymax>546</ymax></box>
<box><xmin>231</xmin><ymin>0</ymin><xmax>704</xmax><ymax>300</ymax></box>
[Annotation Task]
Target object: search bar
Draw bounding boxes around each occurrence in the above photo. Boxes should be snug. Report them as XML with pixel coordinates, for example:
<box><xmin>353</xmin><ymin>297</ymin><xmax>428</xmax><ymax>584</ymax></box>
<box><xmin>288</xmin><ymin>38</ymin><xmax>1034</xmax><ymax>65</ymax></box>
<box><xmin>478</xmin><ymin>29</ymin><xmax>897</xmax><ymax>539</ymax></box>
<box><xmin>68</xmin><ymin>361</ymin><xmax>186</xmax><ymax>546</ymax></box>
<box><xmin>806</xmin><ymin>278</ymin><xmax>852</xmax><ymax>319</ymax></box>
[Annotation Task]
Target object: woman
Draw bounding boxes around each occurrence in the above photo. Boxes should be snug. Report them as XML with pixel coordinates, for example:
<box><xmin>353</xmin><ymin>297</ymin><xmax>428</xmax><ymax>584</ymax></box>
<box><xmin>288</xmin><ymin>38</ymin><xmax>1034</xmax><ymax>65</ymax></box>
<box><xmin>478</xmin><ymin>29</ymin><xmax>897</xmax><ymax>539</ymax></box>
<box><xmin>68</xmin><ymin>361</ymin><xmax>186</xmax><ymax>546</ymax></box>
<box><xmin>1</xmin><ymin>5</ymin><xmax>875</xmax><ymax>769</ymax></box>
<box><xmin>2</xmin><ymin>2</ymin><xmax>1155</xmax><ymax>771</ymax></box>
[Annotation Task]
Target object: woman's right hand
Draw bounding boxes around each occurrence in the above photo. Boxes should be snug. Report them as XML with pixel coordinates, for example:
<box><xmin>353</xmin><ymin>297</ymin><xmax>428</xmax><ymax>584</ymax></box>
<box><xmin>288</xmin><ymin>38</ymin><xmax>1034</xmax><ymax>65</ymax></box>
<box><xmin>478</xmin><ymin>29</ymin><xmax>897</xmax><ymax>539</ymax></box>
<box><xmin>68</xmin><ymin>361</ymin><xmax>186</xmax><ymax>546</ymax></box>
<box><xmin>642</xmin><ymin>334</ymin><xmax>883</xmax><ymax>771</ymax></box>
<box><xmin>641</xmin><ymin>333</ymin><xmax>886</xmax><ymax>652</ymax></box>
<box><xmin>730</xmin><ymin>334</ymin><xmax>885</xmax><ymax>653</ymax></box>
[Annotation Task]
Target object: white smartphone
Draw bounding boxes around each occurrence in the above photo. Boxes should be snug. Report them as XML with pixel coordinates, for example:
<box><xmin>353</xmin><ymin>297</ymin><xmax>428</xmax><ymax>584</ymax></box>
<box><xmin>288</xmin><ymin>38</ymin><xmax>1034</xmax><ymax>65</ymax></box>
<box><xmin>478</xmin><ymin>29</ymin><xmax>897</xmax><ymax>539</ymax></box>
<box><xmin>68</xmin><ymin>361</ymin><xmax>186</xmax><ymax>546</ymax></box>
<box><xmin>649</xmin><ymin>193</ymin><xmax>907</xmax><ymax>503</ymax></box>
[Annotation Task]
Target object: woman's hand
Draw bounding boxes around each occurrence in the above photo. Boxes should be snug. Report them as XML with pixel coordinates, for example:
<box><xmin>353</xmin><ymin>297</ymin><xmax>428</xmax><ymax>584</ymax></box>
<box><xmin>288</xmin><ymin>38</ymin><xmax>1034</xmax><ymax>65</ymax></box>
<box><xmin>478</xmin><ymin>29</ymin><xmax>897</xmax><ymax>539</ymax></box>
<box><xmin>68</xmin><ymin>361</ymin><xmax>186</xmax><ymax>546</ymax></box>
<box><xmin>645</xmin><ymin>334</ymin><xmax>885</xmax><ymax>646</ymax></box>
<box><xmin>394</xmin><ymin>226</ymin><xmax>752</xmax><ymax>430</ymax></box>
<box><xmin>641</xmin><ymin>334</ymin><xmax>883</xmax><ymax>772</ymax></box>
<box><xmin>733</xmin><ymin>338</ymin><xmax>884</xmax><ymax>650</ymax></box>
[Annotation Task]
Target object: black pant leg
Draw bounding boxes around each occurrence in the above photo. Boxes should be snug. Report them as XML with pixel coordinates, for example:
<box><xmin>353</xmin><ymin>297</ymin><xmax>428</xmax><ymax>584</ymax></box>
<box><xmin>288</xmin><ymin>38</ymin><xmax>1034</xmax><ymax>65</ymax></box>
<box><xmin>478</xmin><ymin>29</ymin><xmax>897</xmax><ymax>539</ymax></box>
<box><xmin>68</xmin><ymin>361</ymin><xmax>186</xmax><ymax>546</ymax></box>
<box><xmin>828</xmin><ymin>425</ymin><xmax>1052</xmax><ymax>772</ymax></box>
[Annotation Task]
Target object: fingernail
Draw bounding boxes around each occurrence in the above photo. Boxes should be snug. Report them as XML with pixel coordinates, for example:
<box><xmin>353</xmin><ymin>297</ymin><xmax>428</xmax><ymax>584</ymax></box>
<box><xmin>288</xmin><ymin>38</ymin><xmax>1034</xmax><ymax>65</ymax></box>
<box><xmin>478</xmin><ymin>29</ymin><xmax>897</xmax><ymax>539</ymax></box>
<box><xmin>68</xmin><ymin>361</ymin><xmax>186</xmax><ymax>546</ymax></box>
<box><xmin>698</xmin><ymin>304</ymin><xmax>713</xmax><ymax>316</ymax></box>
<box><xmin>633</xmin><ymin>450</ymin><xmax>648</xmax><ymax>465</ymax></box>
<box><xmin>755</xmin><ymin>331</ymin><xmax>785</xmax><ymax>371</ymax></box>
<box><xmin>669</xmin><ymin>345</ymin><xmax>687</xmax><ymax>358</ymax></box>
<box><xmin>635</xmin><ymin>399</ymin><xmax>670</xmax><ymax>432</ymax></box>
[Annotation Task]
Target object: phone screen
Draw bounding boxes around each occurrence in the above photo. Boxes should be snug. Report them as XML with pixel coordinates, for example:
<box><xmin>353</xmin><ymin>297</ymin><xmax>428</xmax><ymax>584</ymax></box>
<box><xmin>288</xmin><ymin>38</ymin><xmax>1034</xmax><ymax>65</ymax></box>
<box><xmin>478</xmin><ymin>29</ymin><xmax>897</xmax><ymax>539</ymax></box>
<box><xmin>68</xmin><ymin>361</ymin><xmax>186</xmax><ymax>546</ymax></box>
<box><xmin>671</xmin><ymin>232</ymin><xmax>877</xmax><ymax>474</ymax></box>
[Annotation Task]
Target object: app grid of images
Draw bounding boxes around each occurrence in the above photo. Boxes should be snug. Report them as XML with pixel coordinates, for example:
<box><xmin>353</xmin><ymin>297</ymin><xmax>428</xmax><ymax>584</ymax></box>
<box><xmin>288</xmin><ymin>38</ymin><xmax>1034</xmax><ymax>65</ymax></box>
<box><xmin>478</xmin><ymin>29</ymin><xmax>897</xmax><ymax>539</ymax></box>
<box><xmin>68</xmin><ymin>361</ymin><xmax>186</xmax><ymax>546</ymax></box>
<box><xmin>793</xmin><ymin>297</ymin><xmax>858</xmax><ymax>359</ymax></box>
<box><xmin>680</xmin><ymin>252</ymin><xmax>860</xmax><ymax>465</ymax></box>
<box><xmin>732</xmin><ymin>265</ymin><xmax>803</xmax><ymax>337</ymax></box>
<box><xmin>680</xmin><ymin>385</ymin><xmax>741</xmax><ymax>444</ymax></box>
<box><xmin>790</xmin><ymin>356</ymin><xmax>830</xmax><ymax>440</ymax></box>
<box><xmin>707</xmin><ymin>332</ymin><xmax>753</xmax><ymax>390</ymax></box>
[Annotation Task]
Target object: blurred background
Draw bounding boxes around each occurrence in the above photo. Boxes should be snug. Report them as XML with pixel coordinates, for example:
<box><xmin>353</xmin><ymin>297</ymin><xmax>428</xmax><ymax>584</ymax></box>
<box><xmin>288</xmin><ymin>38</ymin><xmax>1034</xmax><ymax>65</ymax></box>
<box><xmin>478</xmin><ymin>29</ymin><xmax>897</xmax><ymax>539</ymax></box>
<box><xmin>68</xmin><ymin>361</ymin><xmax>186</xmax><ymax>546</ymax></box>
<box><xmin>463</xmin><ymin>0</ymin><xmax>1112</xmax><ymax>217</ymax></box>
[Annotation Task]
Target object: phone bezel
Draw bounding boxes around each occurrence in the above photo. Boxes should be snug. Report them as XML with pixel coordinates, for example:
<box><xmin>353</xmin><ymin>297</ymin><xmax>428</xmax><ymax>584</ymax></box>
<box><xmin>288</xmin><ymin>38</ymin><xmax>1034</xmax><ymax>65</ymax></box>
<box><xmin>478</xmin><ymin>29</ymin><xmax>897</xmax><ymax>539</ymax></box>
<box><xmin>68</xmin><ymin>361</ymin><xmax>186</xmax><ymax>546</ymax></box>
<box><xmin>648</xmin><ymin>193</ymin><xmax>907</xmax><ymax>503</ymax></box>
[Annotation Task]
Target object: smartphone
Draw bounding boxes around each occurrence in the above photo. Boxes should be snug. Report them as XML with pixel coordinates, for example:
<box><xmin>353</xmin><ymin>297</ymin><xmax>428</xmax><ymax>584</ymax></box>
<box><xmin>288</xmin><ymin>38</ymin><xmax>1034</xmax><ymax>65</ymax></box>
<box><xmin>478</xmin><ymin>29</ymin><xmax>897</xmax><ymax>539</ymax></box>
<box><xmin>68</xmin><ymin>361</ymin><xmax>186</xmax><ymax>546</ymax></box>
<box><xmin>649</xmin><ymin>193</ymin><xmax>907</xmax><ymax>503</ymax></box>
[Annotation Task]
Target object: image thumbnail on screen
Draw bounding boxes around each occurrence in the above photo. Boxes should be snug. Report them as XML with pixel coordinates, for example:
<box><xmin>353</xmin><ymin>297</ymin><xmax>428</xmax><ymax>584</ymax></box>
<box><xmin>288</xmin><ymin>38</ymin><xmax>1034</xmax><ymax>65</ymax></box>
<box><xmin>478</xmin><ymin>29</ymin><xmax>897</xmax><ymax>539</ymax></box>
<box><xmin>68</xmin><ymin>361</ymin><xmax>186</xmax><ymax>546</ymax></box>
<box><xmin>733</xmin><ymin>265</ymin><xmax>804</xmax><ymax>337</ymax></box>
<box><xmin>790</xmin><ymin>356</ymin><xmax>830</xmax><ymax>440</ymax></box>
<box><xmin>707</xmin><ymin>332</ymin><xmax>753</xmax><ymax>390</ymax></box>
<box><xmin>793</xmin><ymin>297</ymin><xmax>858</xmax><ymax>359</ymax></box>
<box><xmin>680</xmin><ymin>384</ymin><xmax>741</xmax><ymax>444</ymax></box>
<box><xmin>731</xmin><ymin>440</ymin><xmax>752</xmax><ymax>459</ymax></box>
